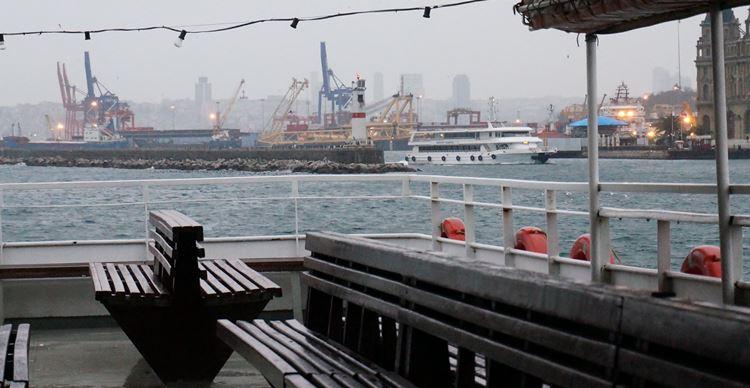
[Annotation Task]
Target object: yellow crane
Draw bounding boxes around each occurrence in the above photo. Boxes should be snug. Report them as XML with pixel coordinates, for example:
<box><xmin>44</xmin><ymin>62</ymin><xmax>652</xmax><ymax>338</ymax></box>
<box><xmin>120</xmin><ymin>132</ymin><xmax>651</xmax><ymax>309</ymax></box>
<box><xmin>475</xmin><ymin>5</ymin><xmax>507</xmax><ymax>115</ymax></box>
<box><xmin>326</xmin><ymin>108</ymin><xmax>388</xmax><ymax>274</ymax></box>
<box><xmin>212</xmin><ymin>79</ymin><xmax>245</xmax><ymax>138</ymax></box>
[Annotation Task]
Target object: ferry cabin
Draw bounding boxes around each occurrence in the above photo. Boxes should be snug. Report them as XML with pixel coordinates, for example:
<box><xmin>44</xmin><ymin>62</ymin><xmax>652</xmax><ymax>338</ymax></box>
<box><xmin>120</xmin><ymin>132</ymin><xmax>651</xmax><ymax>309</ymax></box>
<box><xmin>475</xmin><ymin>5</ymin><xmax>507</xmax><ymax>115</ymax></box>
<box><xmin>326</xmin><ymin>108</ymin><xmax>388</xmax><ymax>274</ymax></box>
<box><xmin>406</xmin><ymin>126</ymin><xmax>551</xmax><ymax>164</ymax></box>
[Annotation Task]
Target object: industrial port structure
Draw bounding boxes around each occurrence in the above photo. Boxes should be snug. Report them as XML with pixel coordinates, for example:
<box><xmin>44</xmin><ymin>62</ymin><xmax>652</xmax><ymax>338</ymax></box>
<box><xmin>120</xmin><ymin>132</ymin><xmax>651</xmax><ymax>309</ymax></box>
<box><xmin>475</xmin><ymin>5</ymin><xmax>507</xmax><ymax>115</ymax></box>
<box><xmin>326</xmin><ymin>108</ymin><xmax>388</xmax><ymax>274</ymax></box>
<box><xmin>56</xmin><ymin>52</ymin><xmax>151</xmax><ymax>141</ymax></box>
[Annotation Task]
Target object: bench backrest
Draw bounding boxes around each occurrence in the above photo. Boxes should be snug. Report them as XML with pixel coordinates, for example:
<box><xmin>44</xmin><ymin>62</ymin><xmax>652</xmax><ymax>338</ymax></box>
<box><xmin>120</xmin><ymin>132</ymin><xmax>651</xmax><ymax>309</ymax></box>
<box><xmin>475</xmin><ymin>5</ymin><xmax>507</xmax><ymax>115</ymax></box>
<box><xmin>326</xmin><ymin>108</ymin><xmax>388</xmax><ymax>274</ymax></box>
<box><xmin>302</xmin><ymin>232</ymin><xmax>750</xmax><ymax>388</ymax></box>
<box><xmin>0</xmin><ymin>324</ymin><xmax>29</xmax><ymax>387</ymax></box>
<box><xmin>149</xmin><ymin>210</ymin><xmax>205</xmax><ymax>300</ymax></box>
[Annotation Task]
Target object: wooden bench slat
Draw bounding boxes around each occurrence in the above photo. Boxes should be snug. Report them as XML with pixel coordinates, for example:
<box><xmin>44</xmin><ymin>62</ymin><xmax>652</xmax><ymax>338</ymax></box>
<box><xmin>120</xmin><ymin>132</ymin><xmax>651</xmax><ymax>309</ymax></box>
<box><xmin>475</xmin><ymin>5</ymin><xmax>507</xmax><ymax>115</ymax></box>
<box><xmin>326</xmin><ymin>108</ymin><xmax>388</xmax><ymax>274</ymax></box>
<box><xmin>148</xmin><ymin>243</ymin><xmax>172</xmax><ymax>276</ymax></box>
<box><xmin>92</xmin><ymin>262</ymin><xmax>112</xmax><ymax>294</ymax></box>
<box><xmin>214</xmin><ymin>259</ymin><xmax>259</xmax><ymax>292</ymax></box>
<box><xmin>284</xmin><ymin>374</ymin><xmax>317</xmax><ymax>388</ymax></box>
<box><xmin>0</xmin><ymin>324</ymin><xmax>11</xmax><ymax>382</ymax></box>
<box><xmin>266</xmin><ymin>320</ymin><xmax>363</xmax><ymax>378</ymax></box>
<box><xmin>202</xmin><ymin>261</ymin><xmax>245</xmax><ymax>294</ymax></box>
<box><xmin>149</xmin><ymin>229</ymin><xmax>174</xmax><ymax>258</ymax></box>
<box><xmin>281</xmin><ymin>320</ymin><xmax>379</xmax><ymax>377</ymax></box>
<box><xmin>117</xmin><ymin>264</ymin><xmax>141</xmax><ymax>295</ymax></box>
<box><xmin>199</xmin><ymin>279</ymin><xmax>217</xmax><ymax>298</ymax></box>
<box><xmin>216</xmin><ymin>320</ymin><xmax>298</xmax><ymax>388</ymax></box>
<box><xmin>88</xmin><ymin>263</ymin><xmax>103</xmax><ymax>292</ymax></box>
<box><xmin>139</xmin><ymin>264</ymin><xmax>168</xmax><ymax>296</ymax></box>
<box><xmin>199</xmin><ymin>263</ymin><xmax>231</xmax><ymax>294</ymax></box>
<box><xmin>128</xmin><ymin>264</ymin><xmax>155</xmax><ymax>295</ymax></box>
<box><xmin>105</xmin><ymin>263</ymin><xmax>126</xmax><ymax>294</ymax></box>
<box><xmin>12</xmin><ymin>324</ymin><xmax>30</xmax><ymax>382</ymax></box>
<box><xmin>252</xmin><ymin>320</ymin><xmax>339</xmax><ymax>375</ymax></box>
<box><xmin>229</xmin><ymin>259</ymin><xmax>282</xmax><ymax>296</ymax></box>
<box><xmin>235</xmin><ymin>321</ymin><xmax>322</xmax><ymax>375</ymax></box>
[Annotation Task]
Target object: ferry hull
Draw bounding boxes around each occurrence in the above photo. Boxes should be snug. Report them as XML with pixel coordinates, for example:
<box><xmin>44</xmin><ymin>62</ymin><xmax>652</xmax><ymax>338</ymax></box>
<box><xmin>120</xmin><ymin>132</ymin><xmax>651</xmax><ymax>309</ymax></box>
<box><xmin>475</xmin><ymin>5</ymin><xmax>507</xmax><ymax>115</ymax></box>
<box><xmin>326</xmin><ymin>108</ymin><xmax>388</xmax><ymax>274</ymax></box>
<box><xmin>404</xmin><ymin>151</ymin><xmax>553</xmax><ymax>165</ymax></box>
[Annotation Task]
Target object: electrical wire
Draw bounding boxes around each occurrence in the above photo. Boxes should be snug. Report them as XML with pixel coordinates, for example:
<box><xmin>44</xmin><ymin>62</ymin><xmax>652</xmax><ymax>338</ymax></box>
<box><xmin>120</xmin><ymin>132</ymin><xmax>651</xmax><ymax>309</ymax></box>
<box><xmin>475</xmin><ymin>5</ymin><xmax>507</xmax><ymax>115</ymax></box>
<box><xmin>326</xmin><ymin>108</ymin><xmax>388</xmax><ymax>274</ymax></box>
<box><xmin>0</xmin><ymin>0</ymin><xmax>490</xmax><ymax>37</ymax></box>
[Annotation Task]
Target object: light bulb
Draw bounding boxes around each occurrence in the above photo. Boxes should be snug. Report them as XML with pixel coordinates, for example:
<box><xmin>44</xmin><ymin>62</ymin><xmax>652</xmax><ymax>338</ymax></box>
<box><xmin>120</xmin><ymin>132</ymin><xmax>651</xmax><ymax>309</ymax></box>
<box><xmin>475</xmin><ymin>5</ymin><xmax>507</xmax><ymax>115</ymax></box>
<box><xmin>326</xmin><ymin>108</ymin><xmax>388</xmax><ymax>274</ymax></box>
<box><xmin>174</xmin><ymin>30</ymin><xmax>187</xmax><ymax>48</ymax></box>
<box><xmin>0</xmin><ymin>34</ymin><xmax>5</xmax><ymax>51</ymax></box>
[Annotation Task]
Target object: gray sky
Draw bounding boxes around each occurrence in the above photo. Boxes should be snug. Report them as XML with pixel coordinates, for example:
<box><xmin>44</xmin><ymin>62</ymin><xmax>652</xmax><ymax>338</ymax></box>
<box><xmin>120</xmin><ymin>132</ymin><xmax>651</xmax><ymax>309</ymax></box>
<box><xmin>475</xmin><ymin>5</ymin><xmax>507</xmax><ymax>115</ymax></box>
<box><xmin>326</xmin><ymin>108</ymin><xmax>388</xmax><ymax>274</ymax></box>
<box><xmin>0</xmin><ymin>1</ymin><xmax>717</xmax><ymax>106</ymax></box>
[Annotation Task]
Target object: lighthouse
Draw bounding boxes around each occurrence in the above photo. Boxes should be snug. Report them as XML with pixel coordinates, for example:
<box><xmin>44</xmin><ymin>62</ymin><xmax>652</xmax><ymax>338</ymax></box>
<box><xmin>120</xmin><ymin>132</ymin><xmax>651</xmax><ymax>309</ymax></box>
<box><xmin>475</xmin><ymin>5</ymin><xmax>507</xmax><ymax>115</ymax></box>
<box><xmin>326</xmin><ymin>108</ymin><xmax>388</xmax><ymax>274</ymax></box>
<box><xmin>351</xmin><ymin>77</ymin><xmax>368</xmax><ymax>144</ymax></box>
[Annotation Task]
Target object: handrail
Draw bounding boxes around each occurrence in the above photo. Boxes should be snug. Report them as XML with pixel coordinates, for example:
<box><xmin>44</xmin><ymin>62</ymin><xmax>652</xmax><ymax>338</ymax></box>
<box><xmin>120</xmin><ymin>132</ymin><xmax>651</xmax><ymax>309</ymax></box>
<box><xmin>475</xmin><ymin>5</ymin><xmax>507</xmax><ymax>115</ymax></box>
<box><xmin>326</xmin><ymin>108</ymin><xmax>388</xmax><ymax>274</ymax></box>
<box><xmin>0</xmin><ymin>173</ymin><xmax>746</xmax><ymax>306</ymax></box>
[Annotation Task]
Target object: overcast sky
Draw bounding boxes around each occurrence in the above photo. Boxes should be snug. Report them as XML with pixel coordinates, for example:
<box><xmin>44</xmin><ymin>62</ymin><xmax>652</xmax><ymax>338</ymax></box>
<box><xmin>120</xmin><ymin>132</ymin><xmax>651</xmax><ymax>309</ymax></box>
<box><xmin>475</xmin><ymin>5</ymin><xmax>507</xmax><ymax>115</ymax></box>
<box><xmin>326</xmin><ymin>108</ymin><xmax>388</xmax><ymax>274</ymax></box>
<box><xmin>0</xmin><ymin>1</ymin><xmax>727</xmax><ymax>106</ymax></box>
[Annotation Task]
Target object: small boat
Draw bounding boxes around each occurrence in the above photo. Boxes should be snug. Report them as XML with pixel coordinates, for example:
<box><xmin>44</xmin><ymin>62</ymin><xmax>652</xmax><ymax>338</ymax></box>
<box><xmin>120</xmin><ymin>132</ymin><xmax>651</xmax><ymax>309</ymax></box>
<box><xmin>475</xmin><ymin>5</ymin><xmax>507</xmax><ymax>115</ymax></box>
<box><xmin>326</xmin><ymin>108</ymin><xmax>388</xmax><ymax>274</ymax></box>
<box><xmin>405</xmin><ymin>123</ymin><xmax>556</xmax><ymax>165</ymax></box>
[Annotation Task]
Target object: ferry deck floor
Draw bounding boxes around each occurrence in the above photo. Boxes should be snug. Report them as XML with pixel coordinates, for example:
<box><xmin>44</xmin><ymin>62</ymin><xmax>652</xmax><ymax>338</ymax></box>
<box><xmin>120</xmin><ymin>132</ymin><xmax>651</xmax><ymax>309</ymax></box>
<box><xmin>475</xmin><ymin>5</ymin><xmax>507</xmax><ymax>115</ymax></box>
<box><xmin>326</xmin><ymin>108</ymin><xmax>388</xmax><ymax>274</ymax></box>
<box><xmin>24</xmin><ymin>319</ymin><xmax>271</xmax><ymax>387</ymax></box>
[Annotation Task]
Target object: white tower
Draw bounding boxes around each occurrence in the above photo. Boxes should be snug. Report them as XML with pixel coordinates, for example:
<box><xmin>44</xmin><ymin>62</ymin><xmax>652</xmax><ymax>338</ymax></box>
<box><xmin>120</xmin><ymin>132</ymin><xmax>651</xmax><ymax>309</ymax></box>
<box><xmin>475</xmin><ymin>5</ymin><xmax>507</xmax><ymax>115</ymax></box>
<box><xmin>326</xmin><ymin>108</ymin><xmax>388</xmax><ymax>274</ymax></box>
<box><xmin>351</xmin><ymin>77</ymin><xmax>368</xmax><ymax>143</ymax></box>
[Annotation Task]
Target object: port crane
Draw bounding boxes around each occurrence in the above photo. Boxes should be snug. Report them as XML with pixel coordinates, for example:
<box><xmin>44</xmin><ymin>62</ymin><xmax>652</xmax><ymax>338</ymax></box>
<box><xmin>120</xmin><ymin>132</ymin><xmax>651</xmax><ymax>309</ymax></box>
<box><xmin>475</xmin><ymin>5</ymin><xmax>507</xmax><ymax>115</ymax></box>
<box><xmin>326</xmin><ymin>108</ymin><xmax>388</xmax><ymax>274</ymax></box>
<box><xmin>317</xmin><ymin>42</ymin><xmax>353</xmax><ymax>128</ymax></box>
<box><xmin>56</xmin><ymin>51</ymin><xmax>141</xmax><ymax>140</ymax></box>
<box><xmin>212</xmin><ymin>79</ymin><xmax>246</xmax><ymax>138</ymax></box>
<box><xmin>265</xmin><ymin>78</ymin><xmax>309</xmax><ymax>132</ymax></box>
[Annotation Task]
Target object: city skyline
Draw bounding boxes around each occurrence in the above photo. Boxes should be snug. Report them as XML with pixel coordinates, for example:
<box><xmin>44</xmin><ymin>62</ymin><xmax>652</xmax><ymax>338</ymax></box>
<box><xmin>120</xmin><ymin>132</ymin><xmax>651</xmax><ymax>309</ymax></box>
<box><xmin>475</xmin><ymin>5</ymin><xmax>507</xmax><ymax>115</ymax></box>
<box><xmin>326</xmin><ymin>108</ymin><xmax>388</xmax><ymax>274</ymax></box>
<box><xmin>0</xmin><ymin>0</ymin><xmax>711</xmax><ymax>106</ymax></box>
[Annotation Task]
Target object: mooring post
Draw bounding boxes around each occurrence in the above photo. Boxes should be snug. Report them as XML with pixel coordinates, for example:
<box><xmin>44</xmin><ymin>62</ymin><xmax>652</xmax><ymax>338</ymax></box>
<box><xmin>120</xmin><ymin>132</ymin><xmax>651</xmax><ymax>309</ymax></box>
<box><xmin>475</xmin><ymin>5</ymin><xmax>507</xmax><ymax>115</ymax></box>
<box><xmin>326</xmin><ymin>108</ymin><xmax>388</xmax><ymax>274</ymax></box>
<box><xmin>710</xmin><ymin>5</ymin><xmax>736</xmax><ymax>304</ymax></box>
<box><xmin>586</xmin><ymin>33</ymin><xmax>604</xmax><ymax>282</ymax></box>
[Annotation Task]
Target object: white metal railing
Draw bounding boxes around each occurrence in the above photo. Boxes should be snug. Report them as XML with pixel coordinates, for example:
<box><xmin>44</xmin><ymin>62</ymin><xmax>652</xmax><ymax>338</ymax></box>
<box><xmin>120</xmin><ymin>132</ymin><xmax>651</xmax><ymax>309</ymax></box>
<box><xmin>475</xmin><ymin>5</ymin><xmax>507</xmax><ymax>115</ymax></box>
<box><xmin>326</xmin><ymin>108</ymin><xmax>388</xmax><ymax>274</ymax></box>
<box><xmin>0</xmin><ymin>173</ymin><xmax>748</xmax><ymax>306</ymax></box>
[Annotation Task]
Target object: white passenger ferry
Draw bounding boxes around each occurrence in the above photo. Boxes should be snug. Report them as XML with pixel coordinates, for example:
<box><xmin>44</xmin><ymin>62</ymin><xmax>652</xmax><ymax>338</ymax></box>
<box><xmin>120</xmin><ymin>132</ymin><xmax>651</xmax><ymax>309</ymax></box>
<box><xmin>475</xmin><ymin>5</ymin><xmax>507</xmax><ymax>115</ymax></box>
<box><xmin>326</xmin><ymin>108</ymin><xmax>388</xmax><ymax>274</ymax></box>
<box><xmin>405</xmin><ymin>123</ymin><xmax>556</xmax><ymax>165</ymax></box>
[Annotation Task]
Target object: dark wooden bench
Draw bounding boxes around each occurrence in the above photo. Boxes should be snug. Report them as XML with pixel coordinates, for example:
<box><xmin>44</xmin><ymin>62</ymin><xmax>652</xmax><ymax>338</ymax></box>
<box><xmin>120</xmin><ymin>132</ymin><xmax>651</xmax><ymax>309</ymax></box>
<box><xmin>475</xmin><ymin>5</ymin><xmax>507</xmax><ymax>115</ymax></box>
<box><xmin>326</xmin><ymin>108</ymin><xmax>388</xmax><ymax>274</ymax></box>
<box><xmin>0</xmin><ymin>324</ymin><xmax>29</xmax><ymax>388</ymax></box>
<box><xmin>222</xmin><ymin>231</ymin><xmax>750</xmax><ymax>388</ymax></box>
<box><xmin>217</xmin><ymin>319</ymin><xmax>415</xmax><ymax>388</ymax></box>
<box><xmin>89</xmin><ymin>210</ymin><xmax>282</xmax><ymax>384</ymax></box>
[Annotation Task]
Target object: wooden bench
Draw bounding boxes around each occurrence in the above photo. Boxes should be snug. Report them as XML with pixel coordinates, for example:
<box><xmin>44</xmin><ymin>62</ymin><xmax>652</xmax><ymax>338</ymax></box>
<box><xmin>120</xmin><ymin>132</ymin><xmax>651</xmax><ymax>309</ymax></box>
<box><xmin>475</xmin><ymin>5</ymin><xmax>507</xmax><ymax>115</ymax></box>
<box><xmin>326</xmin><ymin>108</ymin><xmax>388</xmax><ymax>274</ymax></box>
<box><xmin>217</xmin><ymin>319</ymin><xmax>415</xmax><ymax>388</ymax></box>
<box><xmin>89</xmin><ymin>210</ymin><xmax>282</xmax><ymax>384</ymax></box>
<box><xmin>0</xmin><ymin>324</ymin><xmax>29</xmax><ymax>388</ymax></box>
<box><xmin>222</xmin><ymin>231</ymin><xmax>750</xmax><ymax>388</ymax></box>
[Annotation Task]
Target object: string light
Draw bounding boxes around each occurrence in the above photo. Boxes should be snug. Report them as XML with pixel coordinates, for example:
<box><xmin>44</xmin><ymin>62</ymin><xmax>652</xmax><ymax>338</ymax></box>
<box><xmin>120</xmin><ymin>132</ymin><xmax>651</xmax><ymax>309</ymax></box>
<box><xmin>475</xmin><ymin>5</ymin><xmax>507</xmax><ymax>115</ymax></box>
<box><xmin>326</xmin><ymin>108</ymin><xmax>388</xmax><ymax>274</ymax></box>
<box><xmin>84</xmin><ymin>31</ymin><xmax>91</xmax><ymax>40</ymax></box>
<box><xmin>174</xmin><ymin>30</ymin><xmax>187</xmax><ymax>48</ymax></box>
<box><xmin>0</xmin><ymin>0</ymin><xmax>488</xmax><ymax>46</ymax></box>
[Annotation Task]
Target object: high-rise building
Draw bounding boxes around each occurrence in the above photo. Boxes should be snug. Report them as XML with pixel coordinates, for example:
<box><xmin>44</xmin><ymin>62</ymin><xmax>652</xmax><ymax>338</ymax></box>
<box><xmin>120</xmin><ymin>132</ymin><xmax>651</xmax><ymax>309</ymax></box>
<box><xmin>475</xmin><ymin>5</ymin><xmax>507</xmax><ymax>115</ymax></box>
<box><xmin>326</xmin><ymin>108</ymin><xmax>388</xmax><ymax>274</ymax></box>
<box><xmin>452</xmin><ymin>74</ymin><xmax>471</xmax><ymax>108</ymax></box>
<box><xmin>195</xmin><ymin>77</ymin><xmax>212</xmax><ymax>106</ymax></box>
<box><xmin>373</xmin><ymin>72</ymin><xmax>384</xmax><ymax>101</ymax></box>
<box><xmin>195</xmin><ymin>77</ymin><xmax>213</xmax><ymax>125</ymax></box>
<box><xmin>696</xmin><ymin>8</ymin><xmax>750</xmax><ymax>139</ymax></box>
<box><xmin>400</xmin><ymin>74</ymin><xmax>425</xmax><ymax>97</ymax></box>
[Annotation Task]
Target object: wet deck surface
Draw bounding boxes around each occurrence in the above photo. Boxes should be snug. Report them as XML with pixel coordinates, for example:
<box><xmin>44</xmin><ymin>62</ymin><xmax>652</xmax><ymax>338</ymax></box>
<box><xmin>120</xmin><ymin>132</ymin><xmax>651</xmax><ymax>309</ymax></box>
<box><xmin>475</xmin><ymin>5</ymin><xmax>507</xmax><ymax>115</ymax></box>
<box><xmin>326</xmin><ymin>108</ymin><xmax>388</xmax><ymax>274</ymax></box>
<box><xmin>29</xmin><ymin>324</ymin><xmax>270</xmax><ymax>387</ymax></box>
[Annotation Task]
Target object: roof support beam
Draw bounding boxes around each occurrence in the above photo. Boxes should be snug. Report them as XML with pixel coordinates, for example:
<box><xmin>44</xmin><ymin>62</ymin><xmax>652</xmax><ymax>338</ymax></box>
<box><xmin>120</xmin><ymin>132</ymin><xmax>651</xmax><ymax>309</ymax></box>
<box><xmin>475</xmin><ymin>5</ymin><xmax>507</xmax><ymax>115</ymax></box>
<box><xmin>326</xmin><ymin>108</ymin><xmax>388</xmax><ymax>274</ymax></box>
<box><xmin>709</xmin><ymin>5</ymin><xmax>739</xmax><ymax>304</ymax></box>
<box><xmin>586</xmin><ymin>33</ymin><xmax>605</xmax><ymax>283</ymax></box>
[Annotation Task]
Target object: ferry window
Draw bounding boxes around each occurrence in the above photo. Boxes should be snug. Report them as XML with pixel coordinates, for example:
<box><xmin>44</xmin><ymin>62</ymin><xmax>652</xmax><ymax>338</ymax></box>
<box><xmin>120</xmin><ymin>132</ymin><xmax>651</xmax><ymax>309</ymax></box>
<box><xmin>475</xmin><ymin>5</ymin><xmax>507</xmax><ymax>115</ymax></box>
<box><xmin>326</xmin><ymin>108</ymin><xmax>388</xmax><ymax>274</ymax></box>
<box><xmin>502</xmin><ymin>131</ymin><xmax>528</xmax><ymax>137</ymax></box>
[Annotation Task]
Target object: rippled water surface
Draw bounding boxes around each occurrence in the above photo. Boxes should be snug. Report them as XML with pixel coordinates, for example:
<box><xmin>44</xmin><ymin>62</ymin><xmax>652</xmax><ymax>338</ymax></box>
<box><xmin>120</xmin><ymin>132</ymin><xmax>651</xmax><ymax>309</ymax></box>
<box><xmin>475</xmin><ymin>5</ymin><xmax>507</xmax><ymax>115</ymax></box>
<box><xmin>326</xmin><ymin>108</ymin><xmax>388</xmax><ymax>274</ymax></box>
<box><xmin>1</xmin><ymin>153</ymin><xmax>749</xmax><ymax>274</ymax></box>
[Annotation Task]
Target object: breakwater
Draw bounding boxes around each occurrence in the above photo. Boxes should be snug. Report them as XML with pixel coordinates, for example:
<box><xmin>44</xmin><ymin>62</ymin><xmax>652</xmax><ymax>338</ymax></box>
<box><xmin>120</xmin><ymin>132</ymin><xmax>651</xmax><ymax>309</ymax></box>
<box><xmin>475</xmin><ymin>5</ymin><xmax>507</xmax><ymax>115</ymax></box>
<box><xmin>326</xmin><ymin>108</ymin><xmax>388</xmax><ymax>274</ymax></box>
<box><xmin>0</xmin><ymin>156</ymin><xmax>414</xmax><ymax>174</ymax></box>
<box><xmin>0</xmin><ymin>147</ymin><xmax>384</xmax><ymax>164</ymax></box>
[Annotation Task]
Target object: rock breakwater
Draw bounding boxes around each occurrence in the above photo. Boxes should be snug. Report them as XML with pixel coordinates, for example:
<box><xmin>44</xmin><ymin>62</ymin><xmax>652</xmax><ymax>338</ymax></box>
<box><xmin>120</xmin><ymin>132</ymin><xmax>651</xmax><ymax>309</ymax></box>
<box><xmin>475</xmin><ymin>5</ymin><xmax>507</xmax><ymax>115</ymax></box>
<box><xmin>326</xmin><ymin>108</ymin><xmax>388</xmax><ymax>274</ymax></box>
<box><xmin>0</xmin><ymin>156</ymin><xmax>414</xmax><ymax>174</ymax></box>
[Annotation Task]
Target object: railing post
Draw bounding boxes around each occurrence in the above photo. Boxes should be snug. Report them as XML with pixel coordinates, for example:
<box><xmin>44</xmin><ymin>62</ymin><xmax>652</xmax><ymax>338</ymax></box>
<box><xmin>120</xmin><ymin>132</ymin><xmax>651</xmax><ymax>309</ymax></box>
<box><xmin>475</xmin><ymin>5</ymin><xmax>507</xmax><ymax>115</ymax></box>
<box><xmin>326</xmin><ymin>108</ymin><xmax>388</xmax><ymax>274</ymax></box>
<box><xmin>402</xmin><ymin>176</ymin><xmax>411</xmax><ymax>197</ymax></box>
<box><xmin>729</xmin><ymin>225</ymin><xmax>744</xmax><ymax>284</ymax></box>
<box><xmin>142</xmin><ymin>184</ymin><xmax>149</xmax><ymax>259</ymax></box>
<box><xmin>501</xmin><ymin>186</ymin><xmax>514</xmax><ymax>267</ymax></box>
<box><xmin>463</xmin><ymin>184</ymin><xmax>475</xmax><ymax>259</ymax></box>
<box><xmin>656</xmin><ymin>220</ymin><xmax>672</xmax><ymax>294</ymax></box>
<box><xmin>430</xmin><ymin>182</ymin><xmax>441</xmax><ymax>251</ymax></box>
<box><xmin>586</xmin><ymin>33</ymin><xmax>604</xmax><ymax>283</ymax></box>
<box><xmin>545</xmin><ymin>190</ymin><xmax>559</xmax><ymax>275</ymax></box>
<box><xmin>292</xmin><ymin>180</ymin><xmax>300</xmax><ymax>256</ymax></box>
<box><xmin>710</xmin><ymin>5</ymin><xmax>737</xmax><ymax>304</ymax></box>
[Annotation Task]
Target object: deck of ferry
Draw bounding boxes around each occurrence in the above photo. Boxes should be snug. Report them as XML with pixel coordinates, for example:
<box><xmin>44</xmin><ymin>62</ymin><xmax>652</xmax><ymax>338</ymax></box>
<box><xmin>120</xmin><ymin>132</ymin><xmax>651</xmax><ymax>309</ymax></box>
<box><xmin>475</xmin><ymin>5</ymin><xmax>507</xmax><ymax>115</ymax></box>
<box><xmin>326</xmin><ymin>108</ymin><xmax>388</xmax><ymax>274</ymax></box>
<box><xmin>5</xmin><ymin>1</ymin><xmax>750</xmax><ymax>387</ymax></box>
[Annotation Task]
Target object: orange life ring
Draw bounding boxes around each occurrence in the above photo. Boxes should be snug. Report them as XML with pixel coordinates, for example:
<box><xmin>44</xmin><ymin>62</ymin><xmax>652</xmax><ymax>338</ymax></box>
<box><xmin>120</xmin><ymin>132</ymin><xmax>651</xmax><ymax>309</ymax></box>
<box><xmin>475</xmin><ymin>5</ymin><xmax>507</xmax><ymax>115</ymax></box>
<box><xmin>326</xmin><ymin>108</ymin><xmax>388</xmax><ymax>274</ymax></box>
<box><xmin>680</xmin><ymin>245</ymin><xmax>721</xmax><ymax>278</ymax></box>
<box><xmin>568</xmin><ymin>234</ymin><xmax>616</xmax><ymax>264</ymax></box>
<box><xmin>514</xmin><ymin>227</ymin><xmax>548</xmax><ymax>254</ymax></box>
<box><xmin>440</xmin><ymin>218</ymin><xmax>465</xmax><ymax>241</ymax></box>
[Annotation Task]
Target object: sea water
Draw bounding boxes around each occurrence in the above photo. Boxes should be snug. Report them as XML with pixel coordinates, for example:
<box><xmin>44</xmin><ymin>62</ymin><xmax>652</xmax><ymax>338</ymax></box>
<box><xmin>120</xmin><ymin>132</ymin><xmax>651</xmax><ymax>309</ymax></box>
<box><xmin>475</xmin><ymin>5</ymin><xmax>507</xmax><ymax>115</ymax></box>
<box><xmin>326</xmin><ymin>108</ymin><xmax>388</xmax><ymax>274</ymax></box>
<box><xmin>0</xmin><ymin>153</ymin><xmax>748</xmax><ymax>274</ymax></box>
